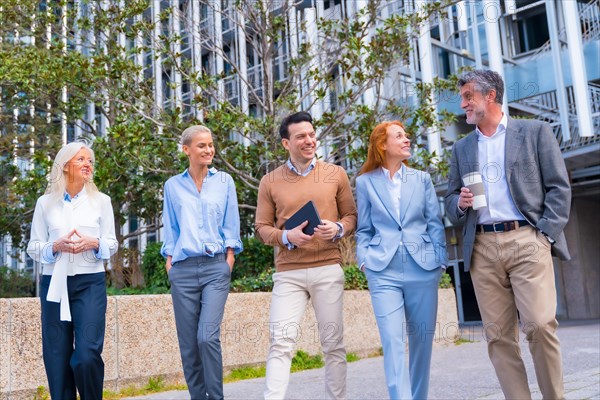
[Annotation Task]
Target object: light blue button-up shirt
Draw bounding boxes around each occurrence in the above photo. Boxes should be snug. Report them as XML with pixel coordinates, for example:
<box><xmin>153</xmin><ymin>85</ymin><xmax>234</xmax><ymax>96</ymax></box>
<box><xmin>161</xmin><ymin>168</ymin><xmax>243</xmax><ymax>264</ymax></box>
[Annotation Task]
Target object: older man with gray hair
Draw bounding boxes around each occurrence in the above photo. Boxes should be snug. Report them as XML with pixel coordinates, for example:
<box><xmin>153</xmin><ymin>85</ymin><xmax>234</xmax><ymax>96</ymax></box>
<box><xmin>445</xmin><ymin>70</ymin><xmax>571</xmax><ymax>400</ymax></box>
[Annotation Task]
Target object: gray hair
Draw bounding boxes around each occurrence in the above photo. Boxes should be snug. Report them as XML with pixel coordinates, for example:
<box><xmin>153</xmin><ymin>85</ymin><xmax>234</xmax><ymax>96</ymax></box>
<box><xmin>45</xmin><ymin>141</ymin><xmax>99</xmax><ymax>201</ymax></box>
<box><xmin>180</xmin><ymin>125</ymin><xmax>212</xmax><ymax>146</ymax></box>
<box><xmin>458</xmin><ymin>70</ymin><xmax>504</xmax><ymax>105</ymax></box>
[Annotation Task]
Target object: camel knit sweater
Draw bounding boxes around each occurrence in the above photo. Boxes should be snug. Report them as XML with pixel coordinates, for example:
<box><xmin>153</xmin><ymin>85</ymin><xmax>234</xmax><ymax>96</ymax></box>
<box><xmin>255</xmin><ymin>160</ymin><xmax>357</xmax><ymax>272</ymax></box>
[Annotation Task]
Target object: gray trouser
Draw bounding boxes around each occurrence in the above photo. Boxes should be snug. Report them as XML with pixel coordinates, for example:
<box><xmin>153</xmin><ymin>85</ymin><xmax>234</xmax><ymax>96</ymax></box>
<box><xmin>168</xmin><ymin>254</ymin><xmax>231</xmax><ymax>400</ymax></box>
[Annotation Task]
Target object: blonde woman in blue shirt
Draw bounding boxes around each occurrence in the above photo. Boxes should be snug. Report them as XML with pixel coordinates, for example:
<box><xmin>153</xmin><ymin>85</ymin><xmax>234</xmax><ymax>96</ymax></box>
<box><xmin>161</xmin><ymin>125</ymin><xmax>243</xmax><ymax>400</ymax></box>
<box><xmin>27</xmin><ymin>142</ymin><xmax>118</xmax><ymax>400</ymax></box>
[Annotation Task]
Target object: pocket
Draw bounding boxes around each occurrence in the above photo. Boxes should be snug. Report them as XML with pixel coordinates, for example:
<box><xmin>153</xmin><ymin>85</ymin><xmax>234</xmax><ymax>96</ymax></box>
<box><xmin>206</xmin><ymin>202</ymin><xmax>223</xmax><ymax>222</ymax></box>
<box><xmin>167</xmin><ymin>263</ymin><xmax>176</xmax><ymax>281</ymax></box>
<box><xmin>534</xmin><ymin>229</ymin><xmax>552</xmax><ymax>250</ymax></box>
<box><xmin>369</xmin><ymin>236</ymin><xmax>381</xmax><ymax>246</ymax></box>
<box><xmin>78</xmin><ymin>223</ymin><xmax>100</xmax><ymax>237</ymax></box>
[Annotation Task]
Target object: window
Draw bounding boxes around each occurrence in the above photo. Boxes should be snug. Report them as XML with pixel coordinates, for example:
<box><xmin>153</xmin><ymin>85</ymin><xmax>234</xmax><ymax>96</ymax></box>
<box><xmin>511</xmin><ymin>3</ymin><xmax>549</xmax><ymax>54</ymax></box>
<box><xmin>324</xmin><ymin>0</ymin><xmax>342</xmax><ymax>10</ymax></box>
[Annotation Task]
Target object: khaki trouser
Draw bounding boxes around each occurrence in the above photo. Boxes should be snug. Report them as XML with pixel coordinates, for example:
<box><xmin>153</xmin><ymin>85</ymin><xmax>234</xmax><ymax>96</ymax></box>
<box><xmin>471</xmin><ymin>225</ymin><xmax>564</xmax><ymax>400</ymax></box>
<box><xmin>264</xmin><ymin>264</ymin><xmax>346</xmax><ymax>400</ymax></box>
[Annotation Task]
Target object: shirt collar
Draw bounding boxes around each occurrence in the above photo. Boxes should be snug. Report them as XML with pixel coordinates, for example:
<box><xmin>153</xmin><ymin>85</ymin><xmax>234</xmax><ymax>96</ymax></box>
<box><xmin>476</xmin><ymin>113</ymin><xmax>508</xmax><ymax>139</ymax></box>
<box><xmin>64</xmin><ymin>187</ymin><xmax>86</xmax><ymax>202</ymax></box>
<box><xmin>286</xmin><ymin>158</ymin><xmax>316</xmax><ymax>175</ymax></box>
<box><xmin>182</xmin><ymin>167</ymin><xmax>218</xmax><ymax>178</ymax></box>
<box><xmin>381</xmin><ymin>165</ymin><xmax>403</xmax><ymax>181</ymax></box>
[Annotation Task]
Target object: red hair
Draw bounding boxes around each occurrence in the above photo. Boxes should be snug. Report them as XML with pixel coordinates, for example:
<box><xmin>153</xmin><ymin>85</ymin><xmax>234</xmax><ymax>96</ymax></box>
<box><xmin>359</xmin><ymin>120</ymin><xmax>408</xmax><ymax>175</ymax></box>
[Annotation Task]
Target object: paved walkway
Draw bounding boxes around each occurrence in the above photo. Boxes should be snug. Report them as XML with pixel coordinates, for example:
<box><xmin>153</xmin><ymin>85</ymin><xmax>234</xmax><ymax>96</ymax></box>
<box><xmin>126</xmin><ymin>320</ymin><xmax>600</xmax><ymax>399</ymax></box>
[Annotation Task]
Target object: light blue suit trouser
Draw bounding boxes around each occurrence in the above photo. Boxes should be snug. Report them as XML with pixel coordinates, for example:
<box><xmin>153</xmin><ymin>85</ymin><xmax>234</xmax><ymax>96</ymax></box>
<box><xmin>365</xmin><ymin>250</ymin><xmax>441</xmax><ymax>400</ymax></box>
<box><xmin>168</xmin><ymin>254</ymin><xmax>231</xmax><ymax>400</ymax></box>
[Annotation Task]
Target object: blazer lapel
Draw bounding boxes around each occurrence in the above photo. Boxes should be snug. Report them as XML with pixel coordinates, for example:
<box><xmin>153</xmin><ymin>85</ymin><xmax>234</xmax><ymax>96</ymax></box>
<box><xmin>504</xmin><ymin>117</ymin><xmax>525</xmax><ymax>180</ymax></box>
<box><xmin>368</xmin><ymin>172</ymin><xmax>402</xmax><ymax>227</ymax></box>
<box><xmin>400</xmin><ymin>165</ymin><xmax>414</xmax><ymax>224</ymax></box>
<box><xmin>463</xmin><ymin>132</ymin><xmax>479</xmax><ymax>171</ymax></box>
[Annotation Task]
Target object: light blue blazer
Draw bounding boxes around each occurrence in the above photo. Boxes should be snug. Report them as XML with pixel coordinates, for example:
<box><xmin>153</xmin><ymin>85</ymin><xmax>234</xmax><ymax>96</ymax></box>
<box><xmin>356</xmin><ymin>165</ymin><xmax>447</xmax><ymax>272</ymax></box>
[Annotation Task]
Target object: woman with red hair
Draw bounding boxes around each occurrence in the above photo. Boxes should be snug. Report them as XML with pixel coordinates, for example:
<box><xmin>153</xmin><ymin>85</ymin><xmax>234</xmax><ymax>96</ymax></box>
<box><xmin>356</xmin><ymin>121</ymin><xmax>447</xmax><ymax>399</ymax></box>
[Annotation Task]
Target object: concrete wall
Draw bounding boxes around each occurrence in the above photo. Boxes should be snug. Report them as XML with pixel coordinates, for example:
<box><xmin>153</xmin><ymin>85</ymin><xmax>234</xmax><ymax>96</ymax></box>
<box><xmin>558</xmin><ymin>196</ymin><xmax>600</xmax><ymax>319</ymax></box>
<box><xmin>0</xmin><ymin>289</ymin><xmax>458</xmax><ymax>400</ymax></box>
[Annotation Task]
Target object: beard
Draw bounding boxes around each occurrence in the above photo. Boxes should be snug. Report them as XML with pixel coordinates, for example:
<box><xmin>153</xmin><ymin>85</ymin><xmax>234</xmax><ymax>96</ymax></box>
<box><xmin>466</xmin><ymin>108</ymin><xmax>485</xmax><ymax>125</ymax></box>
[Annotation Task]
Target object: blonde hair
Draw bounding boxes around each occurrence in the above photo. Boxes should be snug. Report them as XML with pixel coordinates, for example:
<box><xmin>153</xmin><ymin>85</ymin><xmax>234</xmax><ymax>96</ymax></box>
<box><xmin>45</xmin><ymin>142</ymin><xmax>99</xmax><ymax>201</ymax></box>
<box><xmin>180</xmin><ymin>125</ymin><xmax>212</xmax><ymax>146</ymax></box>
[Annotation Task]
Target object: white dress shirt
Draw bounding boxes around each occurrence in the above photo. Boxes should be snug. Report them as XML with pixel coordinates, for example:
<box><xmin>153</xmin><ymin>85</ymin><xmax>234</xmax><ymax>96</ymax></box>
<box><xmin>476</xmin><ymin>114</ymin><xmax>525</xmax><ymax>224</ymax></box>
<box><xmin>381</xmin><ymin>166</ymin><xmax>403</xmax><ymax>221</ymax></box>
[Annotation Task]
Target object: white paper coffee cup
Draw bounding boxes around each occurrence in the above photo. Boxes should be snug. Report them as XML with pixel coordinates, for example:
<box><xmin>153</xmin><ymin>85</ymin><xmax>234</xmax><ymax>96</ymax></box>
<box><xmin>462</xmin><ymin>172</ymin><xmax>487</xmax><ymax>210</ymax></box>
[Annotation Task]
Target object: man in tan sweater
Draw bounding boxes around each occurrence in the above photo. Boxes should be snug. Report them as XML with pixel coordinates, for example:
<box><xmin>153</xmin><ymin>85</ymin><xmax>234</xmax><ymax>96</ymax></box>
<box><xmin>255</xmin><ymin>111</ymin><xmax>357</xmax><ymax>399</ymax></box>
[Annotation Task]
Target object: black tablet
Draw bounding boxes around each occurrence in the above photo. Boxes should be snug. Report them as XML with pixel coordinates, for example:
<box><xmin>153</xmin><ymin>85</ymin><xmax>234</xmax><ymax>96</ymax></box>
<box><xmin>284</xmin><ymin>200</ymin><xmax>322</xmax><ymax>235</ymax></box>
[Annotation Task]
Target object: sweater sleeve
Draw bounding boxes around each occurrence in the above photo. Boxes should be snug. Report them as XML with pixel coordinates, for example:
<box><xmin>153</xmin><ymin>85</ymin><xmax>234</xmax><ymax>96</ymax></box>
<box><xmin>255</xmin><ymin>174</ymin><xmax>284</xmax><ymax>247</ymax></box>
<box><xmin>335</xmin><ymin>167</ymin><xmax>357</xmax><ymax>236</ymax></box>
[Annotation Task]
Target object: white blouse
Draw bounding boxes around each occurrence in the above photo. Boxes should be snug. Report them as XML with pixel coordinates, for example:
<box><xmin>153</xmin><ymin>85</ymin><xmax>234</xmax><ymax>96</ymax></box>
<box><xmin>27</xmin><ymin>189</ymin><xmax>118</xmax><ymax>321</ymax></box>
<box><xmin>27</xmin><ymin>189</ymin><xmax>118</xmax><ymax>274</ymax></box>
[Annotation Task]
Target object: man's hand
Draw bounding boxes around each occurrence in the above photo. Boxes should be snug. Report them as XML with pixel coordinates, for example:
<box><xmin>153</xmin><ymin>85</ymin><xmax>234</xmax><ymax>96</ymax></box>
<box><xmin>313</xmin><ymin>219</ymin><xmax>339</xmax><ymax>241</ymax></box>
<box><xmin>287</xmin><ymin>221</ymin><xmax>313</xmax><ymax>248</ymax></box>
<box><xmin>458</xmin><ymin>187</ymin><xmax>474</xmax><ymax>211</ymax></box>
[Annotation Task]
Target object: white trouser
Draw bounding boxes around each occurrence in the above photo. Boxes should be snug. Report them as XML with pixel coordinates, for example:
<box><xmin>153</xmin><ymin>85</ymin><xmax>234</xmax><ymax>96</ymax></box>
<box><xmin>264</xmin><ymin>264</ymin><xmax>347</xmax><ymax>400</ymax></box>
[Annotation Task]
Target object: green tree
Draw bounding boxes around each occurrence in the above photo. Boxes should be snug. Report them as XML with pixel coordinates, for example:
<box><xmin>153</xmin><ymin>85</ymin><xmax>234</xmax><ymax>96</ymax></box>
<box><xmin>0</xmin><ymin>0</ymin><xmax>456</xmax><ymax>262</ymax></box>
<box><xmin>0</xmin><ymin>266</ymin><xmax>35</xmax><ymax>297</ymax></box>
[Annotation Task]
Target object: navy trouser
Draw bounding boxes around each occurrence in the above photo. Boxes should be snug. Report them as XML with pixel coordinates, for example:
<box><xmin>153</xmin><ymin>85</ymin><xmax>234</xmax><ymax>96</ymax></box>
<box><xmin>40</xmin><ymin>272</ymin><xmax>107</xmax><ymax>400</ymax></box>
<box><xmin>168</xmin><ymin>254</ymin><xmax>231</xmax><ymax>400</ymax></box>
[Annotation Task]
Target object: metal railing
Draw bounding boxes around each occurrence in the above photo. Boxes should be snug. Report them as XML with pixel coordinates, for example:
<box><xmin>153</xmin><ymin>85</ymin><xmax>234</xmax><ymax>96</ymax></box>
<box><xmin>515</xmin><ymin>84</ymin><xmax>600</xmax><ymax>152</ymax></box>
<box><xmin>530</xmin><ymin>0</ymin><xmax>600</xmax><ymax>60</ymax></box>
<box><xmin>223</xmin><ymin>74</ymin><xmax>239</xmax><ymax>102</ymax></box>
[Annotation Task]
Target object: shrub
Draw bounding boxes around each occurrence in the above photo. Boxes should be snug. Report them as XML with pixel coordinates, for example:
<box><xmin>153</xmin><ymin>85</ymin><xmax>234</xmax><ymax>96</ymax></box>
<box><xmin>439</xmin><ymin>271</ymin><xmax>453</xmax><ymax>289</ymax></box>
<box><xmin>230</xmin><ymin>268</ymin><xmax>274</xmax><ymax>292</ymax></box>
<box><xmin>0</xmin><ymin>266</ymin><xmax>35</xmax><ymax>298</ymax></box>
<box><xmin>232</xmin><ymin>237</ymin><xmax>274</xmax><ymax>281</ymax></box>
<box><xmin>343</xmin><ymin>265</ymin><xmax>369</xmax><ymax>290</ymax></box>
<box><xmin>106</xmin><ymin>286</ymin><xmax>170</xmax><ymax>296</ymax></box>
<box><xmin>290</xmin><ymin>350</ymin><xmax>324</xmax><ymax>372</ymax></box>
<box><xmin>140</xmin><ymin>242</ymin><xmax>170</xmax><ymax>290</ymax></box>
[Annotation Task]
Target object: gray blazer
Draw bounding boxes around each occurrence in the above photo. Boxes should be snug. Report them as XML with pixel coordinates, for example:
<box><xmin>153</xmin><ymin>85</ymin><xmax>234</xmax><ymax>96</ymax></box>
<box><xmin>444</xmin><ymin>116</ymin><xmax>571</xmax><ymax>270</ymax></box>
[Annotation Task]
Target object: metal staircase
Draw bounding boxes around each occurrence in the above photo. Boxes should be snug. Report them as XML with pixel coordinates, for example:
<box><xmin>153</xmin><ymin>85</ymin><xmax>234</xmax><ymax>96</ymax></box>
<box><xmin>530</xmin><ymin>0</ymin><xmax>600</xmax><ymax>60</ymax></box>
<box><xmin>511</xmin><ymin>0</ymin><xmax>600</xmax><ymax>153</ymax></box>
<box><xmin>511</xmin><ymin>83</ymin><xmax>600</xmax><ymax>152</ymax></box>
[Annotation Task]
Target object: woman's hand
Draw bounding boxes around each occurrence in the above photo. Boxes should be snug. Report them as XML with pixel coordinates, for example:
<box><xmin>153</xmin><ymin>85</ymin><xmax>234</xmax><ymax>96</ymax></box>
<box><xmin>69</xmin><ymin>229</ymin><xmax>100</xmax><ymax>254</ymax></box>
<box><xmin>165</xmin><ymin>256</ymin><xmax>173</xmax><ymax>273</ymax></box>
<box><xmin>53</xmin><ymin>229</ymin><xmax>100</xmax><ymax>254</ymax></box>
<box><xmin>52</xmin><ymin>229</ymin><xmax>79</xmax><ymax>254</ymax></box>
<box><xmin>226</xmin><ymin>249</ymin><xmax>235</xmax><ymax>272</ymax></box>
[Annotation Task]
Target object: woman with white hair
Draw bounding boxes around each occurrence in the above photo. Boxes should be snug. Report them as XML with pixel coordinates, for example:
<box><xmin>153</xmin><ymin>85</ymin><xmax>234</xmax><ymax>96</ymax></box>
<box><xmin>161</xmin><ymin>125</ymin><xmax>242</xmax><ymax>400</ymax></box>
<box><xmin>27</xmin><ymin>142</ymin><xmax>118</xmax><ymax>400</ymax></box>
